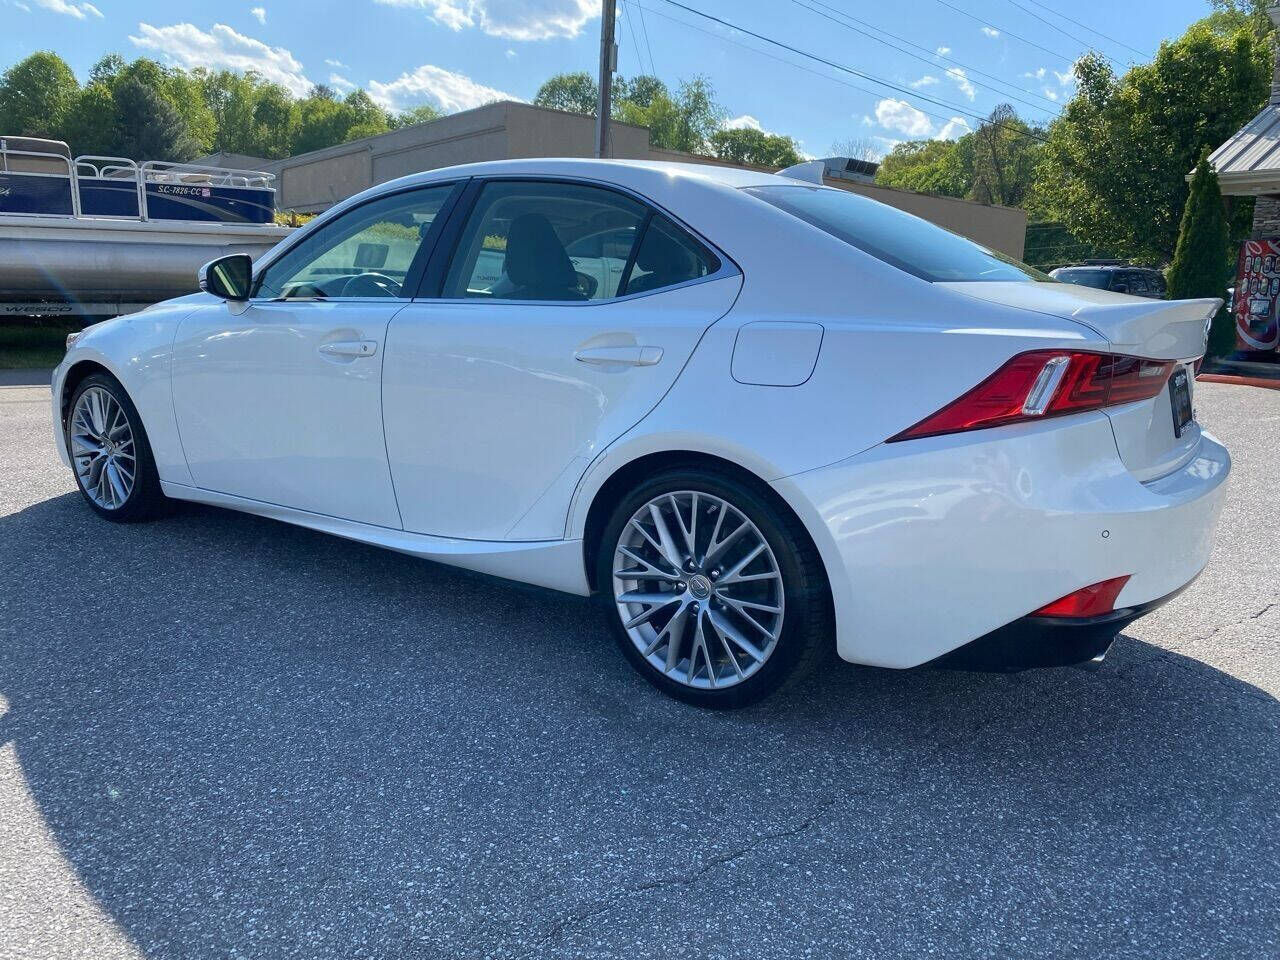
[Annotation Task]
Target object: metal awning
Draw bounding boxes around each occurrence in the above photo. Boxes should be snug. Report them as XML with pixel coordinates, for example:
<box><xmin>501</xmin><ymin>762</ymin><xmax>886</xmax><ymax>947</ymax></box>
<box><xmin>1202</xmin><ymin>104</ymin><xmax>1280</xmax><ymax>194</ymax></box>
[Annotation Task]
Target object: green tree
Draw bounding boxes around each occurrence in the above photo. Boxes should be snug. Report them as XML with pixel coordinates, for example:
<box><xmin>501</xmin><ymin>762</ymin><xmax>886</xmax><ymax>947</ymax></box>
<box><xmin>708</xmin><ymin>127</ymin><xmax>801</xmax><ymax>167</ymax></box>
<box><xmin>617</xmin><ymin>76</ymin><xmax>723</xmax><ymax>152</ymax></box>
<box><xmin>111</xmin><ymin>77</ymin><xmax>199</xmax><ymax>162</ymax></box>
<box><xmin>1034</xmin><ymin>14</ymin><xmax>1271</xmax><ymax>264</ymax></box>
<box><xmin>395</xmin><ymin>104</ymin><xmax>443</xmax><ymax>127</ymax></box>
<box><xmin>88</xmin><ymin>53</ymin><xmax>125</xmax><ymax>87</ymax></box>
<box><xmin>969</xmin><ymin>104</ymin><xmax>1043</xmax><ymax>207</ymax></box>
<box><xmin>1168</xmin><ymin>152</ymin><xmax>1234</xmax><ymax>356</ymax></box>
<box><xmin>533</xmin><ymin>71</ymin><xmax>598</xmax><ymax>114</ymax></box>
<box><xmin>250</xmin><ymin>82</ymin><xmax>296</xmax><ymax>158</ymax></box>
<box><xmin>62</xmin><ymin>84</ymin><xmax>118</xmax><ymax>156</ymax></box>
<box><xmin>875</xmin><ymin>139</ymin><xmax>970</xmax><ymax>197</ymax></box>
<box><xmin>0</xmin><ymin>51</ymin><xmax>78</xmax><ymax>137</ymax></box>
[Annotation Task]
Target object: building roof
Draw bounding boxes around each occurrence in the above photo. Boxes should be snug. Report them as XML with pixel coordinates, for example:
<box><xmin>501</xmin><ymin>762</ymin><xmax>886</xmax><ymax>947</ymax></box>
<box><xmin>1205</xmin><ymin>104</ymin><xmax>1280</xmax><ymax>194</ymax></box>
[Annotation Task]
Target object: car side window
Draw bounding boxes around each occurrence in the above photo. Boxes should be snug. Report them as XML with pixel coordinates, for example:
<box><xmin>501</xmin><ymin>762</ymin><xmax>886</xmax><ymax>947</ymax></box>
<box><xmin>442</xmin><ymin>180</ymin><xmax>650</xmax><ymax>301</ymax></box>
<box><xmin>256</xmin><ymin>184</ymin><xmax>456</xmax><ymax>300</ymax></box>
<box><xmin>622</xmin><ymin>215</ymin><xmax>719</xmax><ymax>296</ymax></box>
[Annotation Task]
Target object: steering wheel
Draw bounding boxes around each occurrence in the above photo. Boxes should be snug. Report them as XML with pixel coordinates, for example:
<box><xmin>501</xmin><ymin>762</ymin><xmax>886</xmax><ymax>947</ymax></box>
<box><xmin>340</xmin><ymin>272</ymin><xmax>402</xmax><ymax>298</ymax></box>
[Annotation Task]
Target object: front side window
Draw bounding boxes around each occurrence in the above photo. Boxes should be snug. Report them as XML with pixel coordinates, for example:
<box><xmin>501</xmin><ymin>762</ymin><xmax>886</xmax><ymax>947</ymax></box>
<box><xmin>443</xmin><ymin>181</ymin><xmax>648</xmax><ymax>301</ymax></box>
<box><xmin>744</xmin><ymin>184</ymin><xmax>1051</xmax><ymax>283</ymax></box>
<box><xmin>256</xmin><ymin>183</ymin><xmax>456</xmax><ymax>299</ymax></box>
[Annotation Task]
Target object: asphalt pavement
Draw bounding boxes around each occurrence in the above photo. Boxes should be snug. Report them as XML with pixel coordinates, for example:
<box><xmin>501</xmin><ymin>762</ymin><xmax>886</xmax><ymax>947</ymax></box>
<box><xmin>1</xmin><ymin>377</ymin><xmax>1277</xmax><ymax>959</ymax></box>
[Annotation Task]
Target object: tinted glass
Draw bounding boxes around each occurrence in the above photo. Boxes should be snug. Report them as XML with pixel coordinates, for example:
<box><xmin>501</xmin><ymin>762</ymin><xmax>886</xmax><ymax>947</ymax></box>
<box><xmin>443</xmin><ymin>181</ymin><xmax>647</xmax><ymax>301</ymax></box>
<box><xmin>256</xmin><ymin>184</ymin><xmax>455</xmax><ymax>299</ymax></box>
<box><xmin>1054</xmin><ymin>269</ymin><xmax>1112</xmax><ymax>290</ymax></box>
<box><xmin>622</xmin><ymin>215</ymin><xmax>719</xmax><ymax>296</ymax></box>
<box><xmin>744</xmin><ymin>184</ymin><xmax>1050</xmax><ymax>283</ymax></box>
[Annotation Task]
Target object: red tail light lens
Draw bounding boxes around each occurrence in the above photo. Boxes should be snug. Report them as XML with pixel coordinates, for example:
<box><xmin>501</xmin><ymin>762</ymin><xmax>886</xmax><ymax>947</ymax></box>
<box><xmin>888</xmin><ymin>351</ymin><xmax>1175</xmax><ymax>442</ymax></box>
<box><xmin>1031</xmin><ymin>575</ymin><xmax>1131</xmax><ymax>618</ymax></box>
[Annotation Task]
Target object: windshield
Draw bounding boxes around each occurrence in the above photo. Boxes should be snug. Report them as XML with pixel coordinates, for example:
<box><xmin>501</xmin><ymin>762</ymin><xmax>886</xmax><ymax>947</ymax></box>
<box><xmin>743</xmin><ymin>184</ymin><xmax>1051</xmax><ymax>283</ymax></box>
<box><xmin>1052</xmin><ymin>269</ymin><xmax>1112</xmax><ymax>290</ymax></box>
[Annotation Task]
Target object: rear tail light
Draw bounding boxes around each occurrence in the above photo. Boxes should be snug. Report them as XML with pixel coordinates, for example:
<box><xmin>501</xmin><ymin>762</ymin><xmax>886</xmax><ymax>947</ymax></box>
<box><xmin>888</xmin><ymin>350</ymin><xmax>1175</xmax><ymax>442</ymax></box>
<box><xmin>1031</xmin><ymin>575</ymin><xmax>1131</xmax><ymax>618</ymax></box>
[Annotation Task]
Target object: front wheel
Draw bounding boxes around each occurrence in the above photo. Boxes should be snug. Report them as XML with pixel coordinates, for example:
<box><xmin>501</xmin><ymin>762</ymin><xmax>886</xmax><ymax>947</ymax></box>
<box><xmin>66</xmin><ymin>372</ymin><xmax>167</xmax><ymax>522</ymax></box>
<box><xmin>597</xmin><ymin>467</ymin><xmax>830</xmax><ymax>708</ymax></box>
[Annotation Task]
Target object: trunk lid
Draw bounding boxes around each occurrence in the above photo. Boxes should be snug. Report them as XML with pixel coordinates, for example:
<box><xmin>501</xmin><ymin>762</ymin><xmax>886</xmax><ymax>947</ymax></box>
<box><xmin>939</xmin><ymin>281</ymin><xmax>1221</xmax><ymax>482</ymax></box>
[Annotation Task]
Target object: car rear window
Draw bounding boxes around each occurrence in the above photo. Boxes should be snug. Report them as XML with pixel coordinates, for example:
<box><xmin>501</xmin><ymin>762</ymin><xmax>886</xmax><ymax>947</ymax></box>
<box><xmin>1054</xmin><ymin>269</ymin><xmax>1112</xmax><ymax>289</ymax></box>
<box><xmin>742</xmin><ymin>184</ymin><xmax>1050</xmax><ymax>283</ymax></box>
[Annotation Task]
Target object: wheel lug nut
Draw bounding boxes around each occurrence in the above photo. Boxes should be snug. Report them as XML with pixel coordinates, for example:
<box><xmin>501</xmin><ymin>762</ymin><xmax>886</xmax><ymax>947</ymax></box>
<box><xmin>676</xmin><ymin>582</ymin><xmax>686</xmax><ymax>591</ymax></box>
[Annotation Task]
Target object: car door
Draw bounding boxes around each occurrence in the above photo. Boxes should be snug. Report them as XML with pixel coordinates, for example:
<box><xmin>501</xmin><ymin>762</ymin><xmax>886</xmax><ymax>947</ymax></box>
<box><xmin>171</xmin><ymin>181</ymin><xmax>461</xmax><ymax>528</ymax></box>
<box><xmin>383</xmin><ymin>178</ymin><xmax>742</xmax><ymax>541</ymax></box>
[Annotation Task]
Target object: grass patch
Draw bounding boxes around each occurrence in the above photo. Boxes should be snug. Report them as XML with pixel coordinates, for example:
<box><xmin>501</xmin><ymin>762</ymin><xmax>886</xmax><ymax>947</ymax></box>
<box><xmin>0</xmin><ymin>320</ymin><xmax>81</xmax><ymax>370</ymax></box>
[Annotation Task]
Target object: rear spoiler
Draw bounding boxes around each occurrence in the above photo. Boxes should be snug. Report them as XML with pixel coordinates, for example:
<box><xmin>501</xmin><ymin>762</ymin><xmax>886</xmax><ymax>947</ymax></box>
<box><xmin>1068</xmin><ymin>298</ymin><xmax>1221</xmax><ymax>361</ymax></box>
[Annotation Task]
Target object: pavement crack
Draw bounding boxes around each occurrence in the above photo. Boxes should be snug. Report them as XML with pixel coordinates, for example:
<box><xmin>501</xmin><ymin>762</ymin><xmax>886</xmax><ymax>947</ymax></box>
<box><xmin>512</xmin><ymin>794</ymin><xmax>849</xmax><ymax>958</ymax></box>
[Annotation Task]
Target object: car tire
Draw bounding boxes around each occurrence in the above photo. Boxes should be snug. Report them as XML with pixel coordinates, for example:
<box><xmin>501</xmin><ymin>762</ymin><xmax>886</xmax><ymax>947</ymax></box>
<box><xmin>597</xmin><ymin>466</ymin><xmax>831</xmax><ymax>708</ymax></box>
<box><xmin>66</xmin><ymin>372</ymin><xmax>167</xmax><ymax>522</ymax></box>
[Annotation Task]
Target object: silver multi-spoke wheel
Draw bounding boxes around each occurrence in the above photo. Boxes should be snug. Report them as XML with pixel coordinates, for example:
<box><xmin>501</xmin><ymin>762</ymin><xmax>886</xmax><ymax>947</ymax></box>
<box><xmin>70</xmin><ymin>386</ymin><xmax>137</xmax><ymax>510</ymax></box>
<box><xmin>612</xmin><ymin>490</ymin><xmax>785</xmax><ymax>690</ymax></box>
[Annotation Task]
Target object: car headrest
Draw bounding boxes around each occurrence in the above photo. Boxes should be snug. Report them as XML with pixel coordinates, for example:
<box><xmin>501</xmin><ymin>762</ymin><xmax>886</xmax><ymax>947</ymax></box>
<box><xmin>505</xmin><ymin>214</ymin><xmax>575</xmax><ymax>289</ymax></box>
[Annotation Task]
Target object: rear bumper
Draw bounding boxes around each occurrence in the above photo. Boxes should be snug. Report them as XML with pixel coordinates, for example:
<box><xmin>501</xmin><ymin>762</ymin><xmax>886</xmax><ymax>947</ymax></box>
<box><xmin>771</xmin><ymin>414</ymin><xmax>1230</xmax><ymax>668</ymax></box>
<box><xmin>928</xmin><ymin>581</ymin><xmax>1190</xmax><ymax>672</ymax></box>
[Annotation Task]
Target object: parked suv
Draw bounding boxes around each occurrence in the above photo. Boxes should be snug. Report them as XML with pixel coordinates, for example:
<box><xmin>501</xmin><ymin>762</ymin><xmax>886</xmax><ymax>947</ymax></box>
<box><xmin>1050</xmin><ymin>262</ymin><xmax>1167</xmax><ymax>299</ymax></box>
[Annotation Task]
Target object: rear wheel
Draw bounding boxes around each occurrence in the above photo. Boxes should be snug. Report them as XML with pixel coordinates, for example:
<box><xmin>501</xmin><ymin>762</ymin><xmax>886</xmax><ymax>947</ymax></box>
<box><xmin>597</xmin><ymin>467</ymin><xmax>830</xmax><ymax>708</ymax></box>
<box><xmin>67</xmin><ymin>373</ymin><xmax>166</xmax><ymax>522</ymax></box>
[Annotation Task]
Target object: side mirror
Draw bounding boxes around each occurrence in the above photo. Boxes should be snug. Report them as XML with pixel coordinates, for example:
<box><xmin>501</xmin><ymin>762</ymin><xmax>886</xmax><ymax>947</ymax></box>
<box><xmin>1111</xmin><ymin>283</ymin><xmax>1129</xmax><ymax>295</ymax></box>
<box><xmin>199</xmin><ymin>254</ymin><xmax>252</xmax><ymax>301</ymax></box>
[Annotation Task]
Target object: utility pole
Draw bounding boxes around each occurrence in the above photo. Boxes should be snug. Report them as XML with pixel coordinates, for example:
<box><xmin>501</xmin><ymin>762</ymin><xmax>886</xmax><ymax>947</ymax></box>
<box><xmin>594</xmin><ymin>0</ymin><xmax>618</xmax><ymax>158</ymax></box>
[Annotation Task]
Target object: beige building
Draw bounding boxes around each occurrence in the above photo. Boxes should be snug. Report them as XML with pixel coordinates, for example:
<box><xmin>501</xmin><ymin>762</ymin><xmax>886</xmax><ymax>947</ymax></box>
<box><xmin>206</xmin><ymin>100</ymin><xmax>1027</xmax><ymax>258</ymax></box>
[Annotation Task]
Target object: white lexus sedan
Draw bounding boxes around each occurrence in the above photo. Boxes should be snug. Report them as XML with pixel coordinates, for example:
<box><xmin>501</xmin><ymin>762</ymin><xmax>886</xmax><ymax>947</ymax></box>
<box><xmin>52</xmin><ymin>159</ymin><xmax>1230</xmax><ymax>707</ymax></box>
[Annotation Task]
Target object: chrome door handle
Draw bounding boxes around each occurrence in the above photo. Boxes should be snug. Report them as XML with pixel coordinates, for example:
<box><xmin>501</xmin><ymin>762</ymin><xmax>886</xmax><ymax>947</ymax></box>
<box><xmin>319</xmin><ymin>339</ymin><xmax>378</xmax><ymax>358</ymax></box>
<box><xmin>573</xmin><ymin>345</ymin><xmax>663</xmax><ymax>366</ymax></box>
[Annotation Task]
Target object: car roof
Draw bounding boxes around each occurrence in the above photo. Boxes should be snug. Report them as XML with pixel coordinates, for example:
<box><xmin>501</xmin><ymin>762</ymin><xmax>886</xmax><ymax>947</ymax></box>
<box><xmin>379</xmin><ymin>157</ymin><xmax>788</xmax><ymax>191</ymax></box>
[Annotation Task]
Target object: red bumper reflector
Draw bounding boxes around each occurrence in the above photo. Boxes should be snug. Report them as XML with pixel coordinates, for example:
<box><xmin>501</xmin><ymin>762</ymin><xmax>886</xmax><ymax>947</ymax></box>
<box><xmin>1032</xmin><ymin>575</ymin><xmax>1131</xmax><ymax>618</ymax></box>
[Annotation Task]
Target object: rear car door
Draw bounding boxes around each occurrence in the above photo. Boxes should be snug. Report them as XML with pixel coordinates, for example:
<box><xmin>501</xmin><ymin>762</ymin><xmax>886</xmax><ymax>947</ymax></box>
<box><xmin>171</xmin><ymin>181</ymin><xmax>461</xmax><ymax>527</ymax></box>
<box><xmin>382</xmin><ymin>178</ymin><xmax>742</xmax><ymax>541</ymax></box>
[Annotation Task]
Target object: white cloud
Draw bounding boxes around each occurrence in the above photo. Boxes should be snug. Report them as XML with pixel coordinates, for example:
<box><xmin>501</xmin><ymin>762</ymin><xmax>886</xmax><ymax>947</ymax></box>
<box><xmin>8</xmin><ymin>0</ymin><xmax>32</xmax><ymax>11</ymax></box>
<box><xmin>374</xmin><ymin>0</ymin><xmax>597</xmax><ymax>41</ymax></box>
<box><xmin>325</xmin><ymin>57</ymin><xmax>348</xmax><ymax>68</ymax></box>
<box><xmin>872</xmin><ymin>136</ymin><xmax>902</xmax><ymax>154</ymax></box>
<box><xmin>981</xmin><ymin>26</ymin><xmax>1000</xmax><ymax>38</ymax></box>
<box><xmin>1043</xmin><ymin>87</ymin><xmax>1058</xmax><ymax>101</ymax></box>
<box><xmin>1023</xmin><ymin>67</ymin><xmax>1047</xmax><ymax>80</ymax></box>
<box><xmin>505</xmin><ymin>48</ymin><xmax>516</xmax><ymax>59</ymax></box>
<box><xmin>944</xmin><ymin>67</ymin><xmax>975</xmax><ymax>101</ymax></box>
<box><xmin>936</xmin><ymin>116</ymin><xmax>971</xmax><ymax>140</ymax></box>
<box><xmin>368</xmin><ymin>63</ymin><xmax>518</xmax><ymax>112</ymax></box>
<box><xmin>130</xmin><ymin>22</ymin><xmax>312</xmax><ymax>97</ymax></box>
<box><xmin>875</xmin><ymin>98</ymin><xmax>933</xmax><ymax>137</ymax></box>
<box><xmin>1055</xmin><ymin>64</ymin><xmax>1078</xmax><ymax>87</ymax></box>
<box><xmin>330</xmin><ymin>73</ymin><xmax>355</xmax><ymax>92</ymax></box>
<box><xmin>861</xmin><ymin>114</ymin><xmax>874</xmax><ymax>126</ymax></box>
<box><xmin>250</xmin><ymin>6</ymin><xmax>266</xmax><ymax>24</ymax></box>
<box><xmin>33</xmin><ymin>0</ymin><xmax>101</xmax><ymax>18</ymax></box>
<box><xmin>722</xmin><ymin>114</ymin><xmax>764</xmax><ymax>132</ymax></box>
<box><xmin>935</xmin><ymin>45</ymin><xmax>950</xmax><ymax>56</ymax></box>
<box><xmin>910</xmin><ymin>75</ymin><xmax>939</xmax><ymax>89</ymax></box>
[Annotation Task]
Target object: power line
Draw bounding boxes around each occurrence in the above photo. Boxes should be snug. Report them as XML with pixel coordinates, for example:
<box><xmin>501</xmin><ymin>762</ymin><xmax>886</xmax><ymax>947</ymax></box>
<box><xmin>1008</xmin><ymin>0</ymin><xmax>1152</xmax><ymax>60</ymax></box>
<box><xmin>618</xmin><ymin>0</ymin><xmax>651</xmax><ymax>77</ymax></box>
<box><xmin>927</xmin><ymin>0</ymin><xmax>1108</xmax><ymax>69</ymax></box>
<box><xmin>649</xmin><ymin>0</ymin><xmax>1052</xmax><ymax>145</ymax></box>
<box><xmin>637</xmin><ymin>0</ymin><xmax>981</xmax><ymax>137</ymax></box>
<box><xmin>632</xmin><ymin>0</ymin><xmax>660</xmax><ymax>77</ymax></box>
<box><xmin>789</xmin><ymin>0</ymin><xmax>1061</xmax><ymax>116</ymax></box>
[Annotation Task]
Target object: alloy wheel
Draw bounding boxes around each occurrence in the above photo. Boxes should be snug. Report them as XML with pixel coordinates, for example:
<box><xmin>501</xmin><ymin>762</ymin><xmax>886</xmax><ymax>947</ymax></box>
<box><xmin>70</xmin><ymin>386</ymin><xmax>137</xmax><ymax>510</ymax></box>
<box><xmin>612</xmin><ymin>490</ymin><xmax>785</xmax><ymax>689</ymax></box>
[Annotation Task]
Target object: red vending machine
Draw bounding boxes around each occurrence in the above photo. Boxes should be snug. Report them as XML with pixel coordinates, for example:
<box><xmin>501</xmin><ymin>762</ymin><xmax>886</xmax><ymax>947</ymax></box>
<box><xmin>1234</xmin><ymin>239</ymin><xmax>1280</xmax><ymax>354</ymax></box>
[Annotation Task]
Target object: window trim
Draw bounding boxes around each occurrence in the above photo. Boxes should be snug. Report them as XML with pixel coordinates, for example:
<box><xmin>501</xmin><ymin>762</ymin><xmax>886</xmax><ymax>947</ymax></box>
<box><xmin>410</xmin><ymin>174</ymin><xmax>738</xmax><ymax>306</ymax></box>
<box><xmin>248</xmin><ymin>179</ymin><xmax>467</xmax><ymax>302</ymax></box>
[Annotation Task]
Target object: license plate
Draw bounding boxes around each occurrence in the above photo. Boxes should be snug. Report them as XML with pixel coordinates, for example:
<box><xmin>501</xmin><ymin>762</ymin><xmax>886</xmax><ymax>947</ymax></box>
<box><xmin>1169</xmin><ymin>367</ymin><xmax>1193</xmax><ymax>437</ymax></box>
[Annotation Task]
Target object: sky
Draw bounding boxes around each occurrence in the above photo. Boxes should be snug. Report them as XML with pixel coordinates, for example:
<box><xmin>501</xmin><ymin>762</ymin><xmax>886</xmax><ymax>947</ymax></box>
<box><xmin>1</xmin><ymin>0</ymin><xmax>1224</xmax><ymax>158</ymax></box>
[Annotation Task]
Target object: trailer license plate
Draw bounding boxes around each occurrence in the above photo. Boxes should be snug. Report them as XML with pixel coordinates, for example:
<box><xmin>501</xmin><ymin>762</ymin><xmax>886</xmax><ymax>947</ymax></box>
<box><xmin>1169</xmin><ymin>368</ymin><xmax>1193</xmax><ymax>438</ymax></box>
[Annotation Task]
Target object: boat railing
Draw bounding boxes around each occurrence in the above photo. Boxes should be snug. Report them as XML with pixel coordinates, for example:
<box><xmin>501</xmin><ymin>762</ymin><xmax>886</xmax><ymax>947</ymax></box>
<box><xmin>3</xmin><ymin>141</ymin><xmax>275</xmax><ymax>222</ymax></box>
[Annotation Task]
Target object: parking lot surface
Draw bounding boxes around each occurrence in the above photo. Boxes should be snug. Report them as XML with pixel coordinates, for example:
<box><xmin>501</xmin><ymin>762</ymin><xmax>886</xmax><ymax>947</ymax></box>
<box><xmin>2</xmin><ymin>379</ymin><xmax>1277</xmax><ymax>959</ymax></box>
